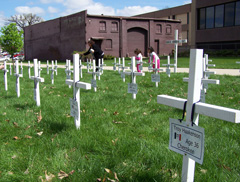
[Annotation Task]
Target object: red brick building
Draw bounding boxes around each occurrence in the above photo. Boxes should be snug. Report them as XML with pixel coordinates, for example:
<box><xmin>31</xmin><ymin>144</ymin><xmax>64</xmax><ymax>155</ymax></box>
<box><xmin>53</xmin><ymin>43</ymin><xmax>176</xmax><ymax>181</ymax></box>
<box><xmin>24</xmin><ymin>10</ymin><xmax>181</xmax><ymax>61</ymax></box>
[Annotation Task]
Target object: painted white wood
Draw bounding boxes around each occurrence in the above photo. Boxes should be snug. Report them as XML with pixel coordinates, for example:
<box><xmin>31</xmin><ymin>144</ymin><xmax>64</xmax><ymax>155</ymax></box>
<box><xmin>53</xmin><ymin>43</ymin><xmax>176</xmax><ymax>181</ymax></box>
<box><xmin>162</xmin><ymin>56</ymin><xmax>175</xmax><ymax>77</ymax></box>
<box><xmin>14</xmin><ymin>60</ymin><xmax>23</xmax><ymax>98</ymax></box>
<box><xmin>38</xmin><ymin>61</ymin><xmax>42</xmax><ymax>77</ymax></box>
<box><xmin>79</xmin><ymin>58</ymin><xmax>83</xmax><ymax>78</ymax></box>
<box><xmin>65</xmin><ymin>54</ymin><xmax>91</xmax><ymax>129</ymax></box>
<box><xmin>3</xmin><ymin>60</ymin><xmax>8</xmax><ymax>91</ymax></box>
<box><xmin>47</xmin><ymin>60</ymin><xmax>49</xmax><ymax>74</ymax></box>
<box><xmin>166</xmin><ymin>30</ymin><xmax>187</xmax><ymax>73</ymax></box>
<box><xmin>87</xmin><ymin>59</ymin><xmax>92</xmax><ymax>72</ymax></box>
<box><xmin>65</xmin><ymin>59</ymin><xmax>73</xmax><ymax>88</ymax></box>
<box><xmin>87</xmin><ymin>59</ymin><xmax>100</xmax><ymax>92</ymax></box>
<box><xmin>113</xmin><ymin>58</ymin><xmax>117</xmax><ymax>71</ymax></box>
<box><xmin>50</xmin><ymin>60</ymin><xmax>55</xmax><ymax>84</ymax></box>
<box><xmin>9</xmin><ymin>63</ymin><xmax>12</xmax><ymax>75</ymax></box>
<box><xmin>98</xmin><ymin>59</ymin><xmax>101</xmax><ymax>80</ymax></box>
<box><xmin>157</xmin><ymin>49</ymin><xmax>240</xmax><ymax>182</ymax></box>
<box><xmin>123</xmin><ymin>57</ymin><xmax>145</xmax><ymax>99</ymax></box>
<box><xmin>149</xmin><ymin>60</ymin><xmax>164</xmax><ymax>87</ymax></box>
<box><xmin>30</xmin><ymin>59</ymin><xmax>44</xmax><ymax>106</ymax></box>
<box><xmin>55</xmin><ymin>60</ymin><xmax>58</xmax><ymax>75</ymax></box>
<box><xmin>20</xmin><ymin>61</ymin><xmax>23</xmax><ymax>76</ymax></box>
<box><xmin>28</xmin><ymin>61</ymin><xmax>32</xmax><ymax>78</ymax></box>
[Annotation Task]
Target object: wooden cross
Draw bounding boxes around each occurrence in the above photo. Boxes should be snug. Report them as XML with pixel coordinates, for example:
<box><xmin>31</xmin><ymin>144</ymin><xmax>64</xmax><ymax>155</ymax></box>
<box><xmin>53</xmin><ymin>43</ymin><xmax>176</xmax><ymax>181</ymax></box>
<box><xmin>20</xmin><ymin>61</ymin><xmax>23</xmax><ymax>76</ymax></box>
<box><xmin>79</xmin><ymin>58</ymin><xmax>83</xmax><ymax>78</ymax></box>
<box><xmin>157</xmin><ymin>49</ymin><xmax>240</xmax><ymax>182</ymax></box>
<box><xmin>55</xmin><ymin>60</ymin><xmax>58</xmax><ymax>75</ymax></box>
<box><xmin>38</xmin><ymin>61</ymin><xmax>42</xmax><ymax>77</ymax></box>
<box><xmin>166</xmin><ymin>29</ymin><xmax>187</xmax><ymax>73</ymax></box>
<box><xmin>65</xmin><ymin>54</ymin><xmax>91</xmax><ymax>129</ymax></box>
<box><xmin>113</xmin><ymin>58</ymin><xmax>117</xmax><ymax>71</ymax></box>
<box><xmin>14</xmin><ymin>60</ymin><xmax>23</xmax><ymax>97</ymax></box>
<box><xmin>99</xmin><ymin>58</ymin><xmax>106</xmax><ymax>74</ymax></box>
<box><xmin>50</xmin><ymin>60</ymin><xmax>56</xmax><ymax>84</ymax></box>
<box><xmin>86</xmin><ymin>59</ymin><xmax>92</xmax><ymax>72</ymax></box>
<box><xmin>2</xmin><ymin>60</ymin><xmax>8</xmax><ymax>91</ymax></box>
<box><xmin>47</xmin><ymin>60</ymin><xmax>49</xmax><ymax>74</ymax></box>
<box><xmin>65</xmin><ymin>59</ymin><xmax>73</xmax><ymax>88</ymax></box>
<box><xmin>120</xmin><ymin>57</ymin><xmax>130</xmax><ymax>83</ymax></box>
<box><xmin>149</xmin><ymin>62</ymin><xmax>164</xmax><ymax>88</ymax></box>
<box><xmin>88</xmin><ymin>59</ymin><xmax>100</xmax><ymax>92</ymax></box>
<box><xmin>116</xmin><ymin>58</ymin><xmax>122</xmax><ymax>74</ymax></box>
<box><xmin>9</xmin><ymin>63</ymin><xmax>12</xmax><ymax>75</ymax></box>
<box><xmin>28</xmin><ymin>61</ymin><xmax>32</xmax><ymax>79</ymax></box>
<box><xmin>30</xmin><ymin>59</ymin><xmax>45</xmax><ymax>106</ymax></box>
<box><xmin>123</xmin><ymin>57</ymin><xmax>145</xmax><ymax>99</ymax></box>
<box><xmin>162</xmin><ymin>56</ymin><xmax>175</xmax><ymax>77</ymax></box>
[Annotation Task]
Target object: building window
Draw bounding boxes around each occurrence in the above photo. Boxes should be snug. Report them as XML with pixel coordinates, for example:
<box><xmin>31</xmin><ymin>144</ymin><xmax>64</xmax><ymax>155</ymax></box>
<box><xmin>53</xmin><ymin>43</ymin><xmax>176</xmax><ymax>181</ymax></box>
<box><xmin>99</xmin><ymin>21</ymin><xmax>106</xmax><ymax>32</ymax></box>
<box><xmin>105</xmin><ymin>39</ymin><xmax>112</xmax><ymax>49</ymax></box>
<box><xmin>199</xmin><ymin>8</ymin><xmax>206</xmax><ymax>29</ymax></box>
<box><xmin>166</xmin><ymin>24</ymin><xmax>172</xmax><ymax>34</ymax></box>
<box><xmin>225</xmin><ymin>2</ymin><xmax>235</xmax><ymax>27</ymax></box>
<box><xmin>111</xmin><ymin>22</ymin><xmax>118</xmax><ymax>32</ymax></box>
<box><xmin>235</xmin><ymin>1</ymin><xmax>240</xmax><ymax>25</ymax></box>
<box><xmin>172</xmin><ymin>15</ymin><xmax>176</xmax><ymax>19</ymax></box>
<box><xmin>215</xmin><ymin>5</ymin><xmax>224</xmax><ymax>28</ymax></box>
<box><xmin>206</xmin><ymin>7</ymin><xmax>214</xmax><ymax>29</ymax></box>
<box><xmin>156</xmin><ymin>24</ymin><xmax>162</xmax><ymax>34</ymax></box>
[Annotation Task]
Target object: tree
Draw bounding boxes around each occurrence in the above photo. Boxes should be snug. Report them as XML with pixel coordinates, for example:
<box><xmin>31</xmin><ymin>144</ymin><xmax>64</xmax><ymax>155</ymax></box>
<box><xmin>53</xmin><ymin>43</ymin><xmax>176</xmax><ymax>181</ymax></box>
<box><xmin>0</xmin><ymin>23</ymin><xmax>24</xmax><ymax>70</ymax></box>
<box><xmin>7</xmin><ymin>13</ymin><xmax>44</xmax><ymax>31</ymax></box>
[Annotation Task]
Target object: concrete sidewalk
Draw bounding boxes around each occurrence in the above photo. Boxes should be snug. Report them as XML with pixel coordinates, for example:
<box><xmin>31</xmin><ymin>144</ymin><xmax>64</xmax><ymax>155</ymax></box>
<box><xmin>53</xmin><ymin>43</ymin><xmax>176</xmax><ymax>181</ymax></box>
<box><xmin>8</xmin><ymin>63</ymin><xmax>240</xmax><ymax>76</ymax></box>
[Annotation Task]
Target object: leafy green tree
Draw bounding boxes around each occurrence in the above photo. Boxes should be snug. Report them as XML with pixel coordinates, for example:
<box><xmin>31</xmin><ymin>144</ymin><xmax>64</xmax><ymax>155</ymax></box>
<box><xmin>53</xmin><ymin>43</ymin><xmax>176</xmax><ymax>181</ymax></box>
<box><xmin>0</xmin><ymin>23</ymin><xmax>23</xmax><ymax>70</ymax></box>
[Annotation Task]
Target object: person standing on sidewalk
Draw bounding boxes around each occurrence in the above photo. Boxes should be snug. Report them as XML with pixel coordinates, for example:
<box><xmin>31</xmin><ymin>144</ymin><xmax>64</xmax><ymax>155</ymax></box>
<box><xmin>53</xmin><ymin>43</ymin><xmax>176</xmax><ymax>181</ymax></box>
<box><xmin>81</xmin><ymin>40</ymin><xmax>104</xmax><ymax>72</ymax></box>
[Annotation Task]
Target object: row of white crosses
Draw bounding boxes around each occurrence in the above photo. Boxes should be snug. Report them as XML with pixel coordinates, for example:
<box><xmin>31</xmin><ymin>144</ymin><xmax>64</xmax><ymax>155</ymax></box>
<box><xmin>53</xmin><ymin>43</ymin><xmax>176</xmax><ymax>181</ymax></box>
<box><xmin>162</xmin><ymin>56</ymin><xmax>175</xmax><ymax>77</ymax></box>
<box><xmin>122</xmin><ymin>57</ymin><xmax>145</xmax><ymax>99</ymax></box>
<box><xmin>157</xmin><ymin>49</ymin><xmax>240</xmax><ymax>182</ymax></box>
<box><xmin>30</xmin><ymin>59</ymin><xmax>45</xmax><ymax>106</ymax></box>
<box><xmin>183</xmin><ymin>54</ymin><xmax>219</xmax><ymax>103</ymax></box>
<box><xmin>166</xmin><ymin>29</ymin><xmax>187</xmax><ymax>73</ymax></box>
<box><xmin>65</xmin><ymin>54</ymin><xmax>91</xmax><ymax>129</ymax></box>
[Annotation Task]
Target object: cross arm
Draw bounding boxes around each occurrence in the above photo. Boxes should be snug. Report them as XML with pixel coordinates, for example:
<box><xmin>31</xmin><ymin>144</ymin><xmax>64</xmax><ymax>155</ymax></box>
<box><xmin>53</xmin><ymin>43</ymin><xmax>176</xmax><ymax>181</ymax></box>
<box><xmin>157</xmin><ymin>95</ymin><xmax>240</xmax><ymax>123</ymax></box>
<box><xmin>124</xmin><ymin>72</ymin><xmax>145</xmax><ymax>76</ymax></box>
<box><xmin>162</xmin><ymin>64</ymin><xmax>176</xmax><ymax>67</ymax></box>
<box><xmin>149</xmin><ymin>68</ymin><xmax>164</xmax><ymax>72</ymax></box>
<box><xmin>183</xmin><ymin>78</ymin><xmax>220</xmax><ymax>84</ymax></box>
<box><xmin>206</xmin><ymin>64</ymin><xmax>215</xmax><ymax>67</ymax></box>
<box><xmin>30</xmin><ymin>76</ymin><xmax>44</xmax><ymax>82</ymax></box>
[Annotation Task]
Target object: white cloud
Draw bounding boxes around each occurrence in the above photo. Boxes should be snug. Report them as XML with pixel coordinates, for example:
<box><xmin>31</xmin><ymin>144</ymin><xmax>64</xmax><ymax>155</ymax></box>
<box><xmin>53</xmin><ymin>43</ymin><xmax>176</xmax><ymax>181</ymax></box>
<box><xmin>48</xmin><ymin>6</ymin><xmax>59</xmax><ymax>13</ymax></box>
<box><xmin>40</xmin><ymin>0</ymin><xmax>64</xmax><ymax>3</ymax></box>
<box><xmin>61</xmin><ymin>0</ymin><xmax>115</xmax><ymax>16</ymax></box>
<box><xmin>184</xmin><ymin>0</ymin><xmax>191</xmax><ymax>4</ymax></box>
<box><xmin>0</xmin><ymin>11</ymin><xmax>6</xmax><ymax>28</ymax></box>
<box><xmin>116</xmin><ymin>6</ymin><xmax>158</xmax><ymax>16</ymax></box>
<box><xmin>15</xmin><ymin>6</ymin><xmax>45</xmax><ymax>15</ymax></box>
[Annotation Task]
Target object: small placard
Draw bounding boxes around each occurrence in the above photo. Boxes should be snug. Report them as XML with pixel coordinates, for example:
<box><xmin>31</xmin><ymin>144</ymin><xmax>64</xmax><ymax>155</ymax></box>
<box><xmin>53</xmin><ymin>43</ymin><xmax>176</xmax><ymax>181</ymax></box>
<box><xmin>151</xmin><ymin>74</ymin><xmax>160</xmax><ymax>82</ymax></box>
<box><xmin>203</xmin><ymin>83</ymin><xmax>208</xmax><ymax>90</ymax></box>
<box><xmin>166</xmin><ymin>68</ymin><xmax>171</xmax><ymax>75</ymax></box>
<box><xmin>67</xmin><ymin>75</ymin><xmax>71</xmax><ymax>79</ymax></box>
<box><xmin>169</xmin><ymin>118</ymin><xmax>205</xmax><ymax>164</ymax></box>
<box><xmin>121</xmin><ymin>72</ymin><xmax>125</xmax><ymax>79</ymax></box>
<box><xmin>69</xmin><ymin>98</ymin><xmax>79</xmax><ymax>119</ymax></box>
<box><xmin>91</xmin><ymin>79</ymin><xmax>97</xmax><ymax>88</ymax></box>
<box><xmin>148</xmin><ymin>66</ymin><xmax>152</xmax><ymax>70</ymax></box>
<box><xmin>128</xmin><ymin>83</ymin><xmax>138</xmax><ymax>94</ymax></box>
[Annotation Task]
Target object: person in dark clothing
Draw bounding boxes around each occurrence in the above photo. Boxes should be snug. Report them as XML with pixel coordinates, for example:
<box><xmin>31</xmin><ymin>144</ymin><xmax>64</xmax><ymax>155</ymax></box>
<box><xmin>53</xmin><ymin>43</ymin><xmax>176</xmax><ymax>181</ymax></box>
<box><xmin>81</xmin><ymin>40</ymin><xmax>104</xmax><ymax>72</ymax></box>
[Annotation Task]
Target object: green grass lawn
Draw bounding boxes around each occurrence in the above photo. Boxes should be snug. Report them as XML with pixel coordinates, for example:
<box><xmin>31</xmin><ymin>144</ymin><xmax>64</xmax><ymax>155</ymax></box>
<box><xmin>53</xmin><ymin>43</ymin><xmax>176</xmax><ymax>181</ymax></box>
<box><xmin>0</xmin><ymin>66</ymin><xmax>240</xmax><ymax>181</ymax></box>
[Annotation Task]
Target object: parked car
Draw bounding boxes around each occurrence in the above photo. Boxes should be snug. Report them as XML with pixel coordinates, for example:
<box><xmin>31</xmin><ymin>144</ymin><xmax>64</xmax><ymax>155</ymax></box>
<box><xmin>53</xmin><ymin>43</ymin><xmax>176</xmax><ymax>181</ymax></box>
<box><xmin>0</xmin><ymin>52</ymin><xmax>11</xmax><ymax>62</ymax></box>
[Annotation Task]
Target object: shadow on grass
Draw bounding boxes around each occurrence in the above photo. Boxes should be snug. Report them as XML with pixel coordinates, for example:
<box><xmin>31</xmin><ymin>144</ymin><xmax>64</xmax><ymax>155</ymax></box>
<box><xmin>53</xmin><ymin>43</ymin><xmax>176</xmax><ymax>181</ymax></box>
<box><xmin>14</xmin><ymin>103</ymin><xmax>35</xmax><ymax>110</ymax></box>
<box><xmin>47</xmin><ymin>121</ymin><xmax>69</xmax><ymax>133</ymax></box>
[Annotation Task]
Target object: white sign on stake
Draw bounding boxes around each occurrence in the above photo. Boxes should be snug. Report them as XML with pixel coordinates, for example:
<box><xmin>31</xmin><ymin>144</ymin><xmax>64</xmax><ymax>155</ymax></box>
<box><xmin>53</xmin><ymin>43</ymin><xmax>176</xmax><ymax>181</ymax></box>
<box><xmin>65</xmin><ymin>54</ymin><xmax>91</xmax><ymax>129</ymax></box>
<box><xmin>149</xmin><ymin>61</ymin><xmax>163</xmax><ymax>87</ymax></box>
<box><xmin>157</xmin><ymin>49</ymin><xmax>240</xmax><ymax>182</ymax></box>
<box><xmin>169</xmin><ymin>118</ymin><xmax>205</xmax><ymax>164</ymax></box>
<box><xmin>128</xmin><ymin>83</ymin><xmax>138</xmax><ymax>94</ymax></box>
<box><xmin>166</xmin><ymin>29</ymin><xmax>187</xmax><ymax>73</ymax></box>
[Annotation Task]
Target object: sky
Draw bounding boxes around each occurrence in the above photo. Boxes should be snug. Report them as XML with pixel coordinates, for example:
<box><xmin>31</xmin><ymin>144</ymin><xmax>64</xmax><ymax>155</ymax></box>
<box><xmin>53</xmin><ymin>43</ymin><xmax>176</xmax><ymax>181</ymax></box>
<box><xmin>0</xmin><ymin>0</ymin><xmax>191</xmax><ymax>29</ymax></box>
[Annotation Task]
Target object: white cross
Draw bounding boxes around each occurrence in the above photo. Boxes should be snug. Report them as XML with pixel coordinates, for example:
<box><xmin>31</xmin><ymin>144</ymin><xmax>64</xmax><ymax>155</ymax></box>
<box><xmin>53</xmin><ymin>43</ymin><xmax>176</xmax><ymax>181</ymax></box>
<box><xmin>30</xmin><ymin>59</ymin><xmax>44</xmax><ymax>106</ymax></box>
<box><xmin>55</xmin><ymin>60</ymin><xmax>58</xmax><ymax>75</ymax></box>
<box><xmin>99</xmin><ymin>58</ymin><xmax>106</xmax><ymax>74</ymax></box>
<box><xmin>86</xmin><ymin>59</ymin><xmax>92</xmax><ymax>72</ymax></box>
<box><xmin>120</xmin><ymin>57</ymin><xmax>130</xmax><ymax>82</ymax></box>
<box><xmin>65</xmin><ymin>54</ymin><xmax>91</xmax><ymax>129</ymax></box>
<box><xmin>166</xmin><ymin>29</ymin><xmax>187</xmax><ymax>73</ymax></box>
<box><xmin>20</xmin><ymin>61</ymin><xmax>23</xmax><ymax>76</ymax></box>
<box><xmin>113</xmin><ymin>58</ymin><xmax>117</xmax><ymax>71</ymax></box>
<box><xmin>38</xmin><ymin>61</ymin><xmax>42</xmax><ymax>77</ymax></box>
<box><xmin>116</xmin><ymin>58</ymin><xmax>122</xmax><ymax>74</ymax></box>
<box><xmin>50</xmin><ymin>60</ymin><xmax>56</xmax><ymax>84</ymax></box>
<box><xmin>88</xmin><ymin>59</ymin><xmax>100</xmax><ymax>92</ymax></box>
<box><xmin>183</xmin><ymin>54</ymin><xmax>219</xmax><ymax>103</ymax></box>
<box><xmin>149</xmin><ymin>61</ymin><xmax>164</xmax><ymax>87</ymax></box>
<box><xmin>9</xmin><ymin>63</ymin><xmax>12</xmax><ymax>75</ymax></box>
<box><xmin>28</xmin><ymin>61</ymin><xmax>32</xmax><ymax>79</ymax></box>
<box><xmin>136</xmin><ymin>58</ymin><xmax>146</xmax><ymax>73</ymax></box>
<box><xmin>162</xmin><ymin>56</ymin><xmax>175</xmax><ymax>77</ymax></box>
<box><xmin>2</xmin><ymin>60</ymin><xmax>8</xmax><ymax>91</ymax></box>
<box><xmin>157</xmin><ymin>49</ymin><xmax>240</xmax><ymax>182</ymax></box>
<box><xmin>122</xmin><ymin>57</ymin><xmax>145</xmax><ymax>99</ymax></box>
<box><xmin>65</xmin><ymin>59</ymin><xmax>73</xmax><ymax>88</ymax></box>
<box><xmin>96</xmin><ymin>59</ymin><xmax>102</xmax><ymax>80</ymax></box>
<box><xmin>79</xmin><ymin>58</ymin><xmax>83</xmax><ymax>78</ymax></box>
<box><xmin>47</xmin><ymin>60</ymin><xmax>49</xmax><ymax>74</ymax></box>
<box><xmin>14</xmin><ymin>60</ymin><xmax>23</xmax><ymax>97</ymax></box>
